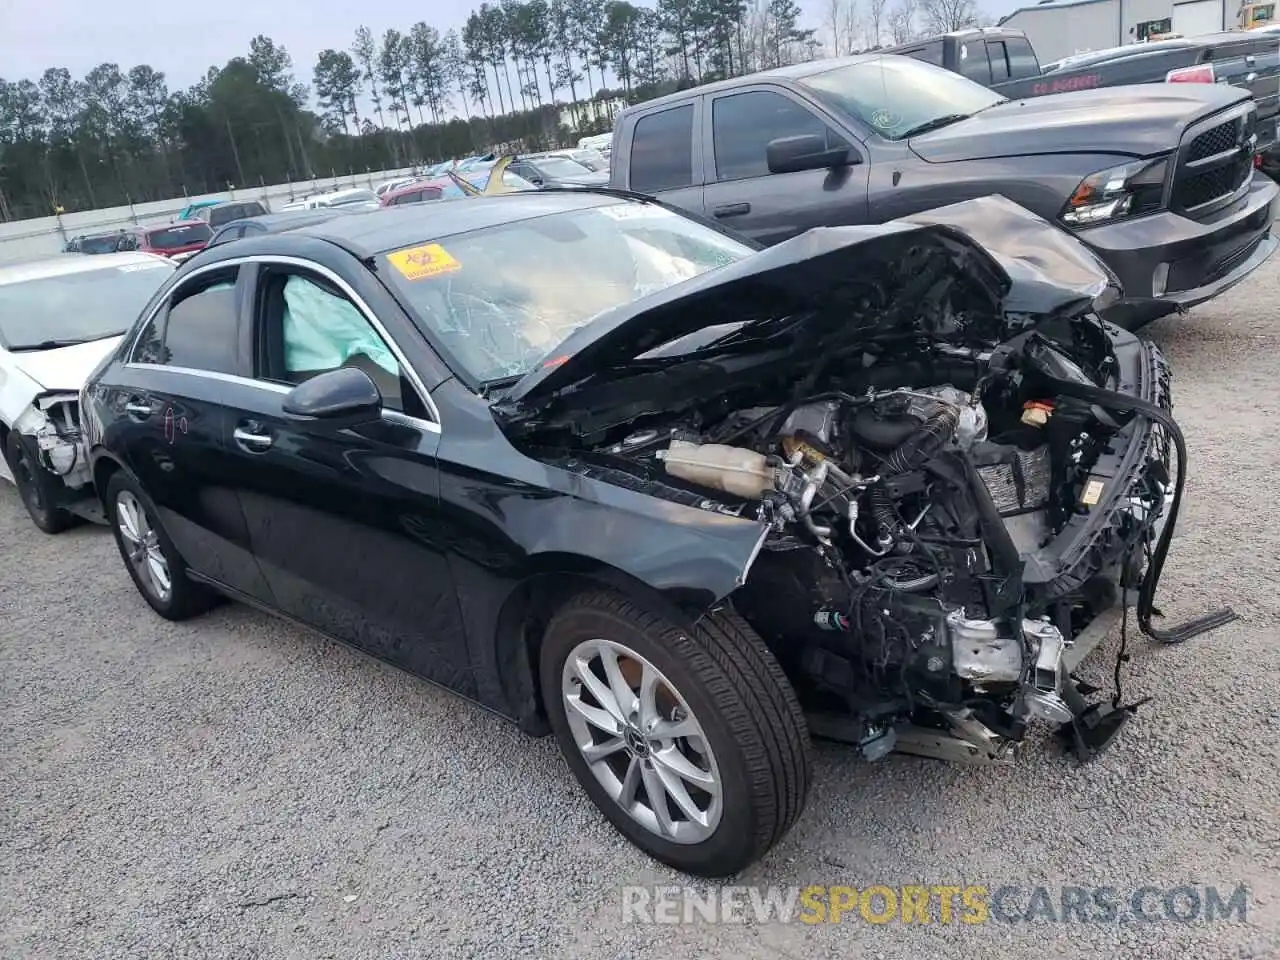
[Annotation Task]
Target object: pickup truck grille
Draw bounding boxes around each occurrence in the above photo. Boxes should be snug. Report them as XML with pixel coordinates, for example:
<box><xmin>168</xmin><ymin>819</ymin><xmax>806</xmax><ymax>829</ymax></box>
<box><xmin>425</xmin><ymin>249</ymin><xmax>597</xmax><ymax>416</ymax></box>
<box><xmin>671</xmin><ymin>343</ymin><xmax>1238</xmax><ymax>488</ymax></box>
<box><xmin>1171</xmin><ymin>105</ymin><xmax>1257</xmax><ymax>219</ymax></box>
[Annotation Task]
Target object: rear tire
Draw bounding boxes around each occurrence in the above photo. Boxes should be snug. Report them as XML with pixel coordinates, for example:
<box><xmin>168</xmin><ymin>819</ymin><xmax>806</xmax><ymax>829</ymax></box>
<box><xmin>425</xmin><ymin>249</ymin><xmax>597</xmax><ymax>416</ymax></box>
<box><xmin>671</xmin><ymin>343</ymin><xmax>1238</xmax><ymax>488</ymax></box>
<box><xmin>104</xmin><ymin>471</ymin><xmax>218</xmax><ymax>621</ymax></box>
<box><xmin>4</xmin><ymin>430</ymin><xmax>73</xmax><ymax>534</ymax></box>
<box><xmin>540</xmin><ymin>589</ymin><xmax>810</xmax><ymax>877</ymax></box>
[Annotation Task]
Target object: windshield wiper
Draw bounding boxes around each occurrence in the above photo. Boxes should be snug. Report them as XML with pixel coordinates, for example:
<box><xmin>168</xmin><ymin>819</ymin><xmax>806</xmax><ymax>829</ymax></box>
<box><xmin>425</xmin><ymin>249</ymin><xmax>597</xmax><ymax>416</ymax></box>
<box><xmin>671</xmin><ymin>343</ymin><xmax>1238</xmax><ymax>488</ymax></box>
<box><xmin>8</xmin><ymin>334</ymin><xmax>121</xmax><ymax>352</ymax></box>
<box><xmin>478</xmin><ymin>373</ymin><xmax>525</xmax><ymax>398</ymax></box>
<box><xmin>897</xmin><ymin>113</ymin><xmax>972</xmax><ymax>139</ymax></box>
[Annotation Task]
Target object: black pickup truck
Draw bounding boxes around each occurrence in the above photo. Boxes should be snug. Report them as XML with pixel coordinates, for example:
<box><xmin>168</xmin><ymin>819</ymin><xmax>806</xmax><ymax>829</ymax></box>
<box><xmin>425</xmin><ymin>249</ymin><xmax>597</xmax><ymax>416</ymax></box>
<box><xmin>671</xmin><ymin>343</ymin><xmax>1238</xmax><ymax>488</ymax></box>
<box><xmin>883</xmin><ymin>27</ymin><xmax>1280</xmax><ymax>161</ymax></box>
<box><xmin>607</xmin><ymin>54</ymin><xmax>1278</xmax><ymax>328</ymax></box>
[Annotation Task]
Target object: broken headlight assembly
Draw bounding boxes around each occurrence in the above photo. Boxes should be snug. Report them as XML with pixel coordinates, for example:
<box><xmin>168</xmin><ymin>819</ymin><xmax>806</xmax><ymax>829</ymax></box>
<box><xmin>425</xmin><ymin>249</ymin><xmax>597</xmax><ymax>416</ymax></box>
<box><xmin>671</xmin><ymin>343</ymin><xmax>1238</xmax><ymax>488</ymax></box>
<box><xmin>1061</xmin><ymin>157</ymin><xmax>1169</xmax><ymax>226</ymax></box>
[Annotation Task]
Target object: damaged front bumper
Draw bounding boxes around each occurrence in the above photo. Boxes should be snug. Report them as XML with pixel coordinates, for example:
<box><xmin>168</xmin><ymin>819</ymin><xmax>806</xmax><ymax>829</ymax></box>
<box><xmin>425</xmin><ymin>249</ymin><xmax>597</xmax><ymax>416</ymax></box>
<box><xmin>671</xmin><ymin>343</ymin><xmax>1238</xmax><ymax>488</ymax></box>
<box><xmin>5</xmin><ymin>392</ymin><xmax>97</xmax><ymax>509</ymax></box>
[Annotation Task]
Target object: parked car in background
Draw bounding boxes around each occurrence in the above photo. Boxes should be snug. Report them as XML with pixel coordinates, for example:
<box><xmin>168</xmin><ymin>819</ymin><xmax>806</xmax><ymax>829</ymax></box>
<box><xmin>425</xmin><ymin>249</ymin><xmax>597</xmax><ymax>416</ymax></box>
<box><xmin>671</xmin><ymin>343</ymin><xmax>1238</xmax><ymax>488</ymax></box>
<box><xmin>178</xmin><ymin>199</ymin><xmax>270</xmax><ymax>229</ymax></box>
<box><xmin>538</xmin><ymin>148</ymin><xmax>609</xmax><ymax>172</ymax></box>
<box><xmin>508</xmin><ymin>155</ymin><xmax>611</xmax><ymax>187</ymax></box>
<box><xmin>0</xmin><ymin>252</ymin><xmax>175</xmax><ymax>533</ymax></box>
<box><xmin>577</xmin><ymin>133</ymin><xmax>613</xmax><ymax>158</ymax></box>
<box><xmin>374</xmin><ymin>176</ymin><xmax>424</xmax><ymax>198</ymax></box>
<box><xmin>282</xmin><ymin>187</ymin><xmax>381</xmax><ymax>211</ymax></box>
<box><xmin>380</xmin><ymin>182</ymin><xmax>446</xmax><ymax>207</ymax></box>
<box><xmin>81</xmin><ymin>188</ymin><xmax>1205</xmax><ymax>877</ymax></box>
<box><xmin>608</xmin><ymin>54</ymin><xmax>1278</xmax><ymax>329</ymax></box>
<box><xmin>206</xmin><ymin>208</ymin><xmax>376</xmax><ymax>248</ymax></box>
<box><xmin>173</xmin><ymin>199</ymin><xmax>223</xmax><ymax>222</ymax></box>
<box><xmin>64</xmin><ymin>231</ymin><xmax>130</xmax><ymax>254</ymax></box>
<box><xmin>884</xmin><ymin>27</ymin><xmax>1280</xmax><ymax>165</ymax></box>
<box><xmin>119</xmin><ymin>221</ymin><xmax>213</xmax><ymax>263</ymax></box>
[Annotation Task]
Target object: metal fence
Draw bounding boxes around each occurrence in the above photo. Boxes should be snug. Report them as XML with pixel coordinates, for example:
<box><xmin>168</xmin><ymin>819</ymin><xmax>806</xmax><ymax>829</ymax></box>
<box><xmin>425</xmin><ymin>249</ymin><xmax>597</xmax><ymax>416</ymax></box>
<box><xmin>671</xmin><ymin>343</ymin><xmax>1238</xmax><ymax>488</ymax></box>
<box><xmin>0</xmin><ymin>166</ymin><xmax>422</xmax><ymax>265</ymax></box>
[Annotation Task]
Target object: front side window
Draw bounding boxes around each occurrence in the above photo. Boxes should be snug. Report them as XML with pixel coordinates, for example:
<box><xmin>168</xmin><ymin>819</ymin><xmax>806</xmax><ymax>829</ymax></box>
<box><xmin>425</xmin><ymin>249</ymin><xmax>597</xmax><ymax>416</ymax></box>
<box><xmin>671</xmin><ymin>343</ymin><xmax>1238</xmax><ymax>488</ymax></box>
<box><xmin>629</xmin><ymin>104</ymin><xmax>695</xmax><ymax>193</ymax></box>
<box><xmin>133</xmin><ymin>269</ymin><xmax>240</xmax><ymax>373</ymax></box>
<box><xmin>799</xmin><ymin>56</ymin><xmax>1005</xmax><ymax>141</ymax></box>
<box><xmin>377</xmin><ymin>200</ymin><xmax>754</xmax><ymax>386</ymax></box>
<box><xmin>0</xmin><ymin>259</ymin><xmax>175</xmax><ymax>351</ymax></box>
<box><xmin>1004</xmin><ymin>37</ymin><xmax>1039</xmax><ymax>78</ymax></box>
<box><xmin>254</xmin><ymin>268</ymin><xmax>422</xmax><ymax>416</ymax></box>
<box><xmin>712</xmin><ymin>90</ymin><xmax>839</xmax><ymax>181</ymax></box>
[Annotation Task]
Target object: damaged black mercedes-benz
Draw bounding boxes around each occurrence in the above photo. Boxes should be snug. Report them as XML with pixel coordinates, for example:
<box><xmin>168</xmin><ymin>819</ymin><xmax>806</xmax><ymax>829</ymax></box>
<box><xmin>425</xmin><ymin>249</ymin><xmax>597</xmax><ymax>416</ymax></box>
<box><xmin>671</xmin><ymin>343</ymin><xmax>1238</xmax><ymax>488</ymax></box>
<box><xmin>87</xmin><ymin>189</ymin><xmax>1234</xmax><ymax>880</ymax></box>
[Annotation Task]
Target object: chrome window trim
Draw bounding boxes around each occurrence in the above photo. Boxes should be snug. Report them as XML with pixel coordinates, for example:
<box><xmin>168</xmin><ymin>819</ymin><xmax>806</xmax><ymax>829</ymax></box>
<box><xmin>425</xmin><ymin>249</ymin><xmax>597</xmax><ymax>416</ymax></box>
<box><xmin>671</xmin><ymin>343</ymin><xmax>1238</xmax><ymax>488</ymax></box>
<box><xmin>120</xmin><ymin>362</ymin><xmax>442</xmax><ymax>435</ymax></box>
<box><xmin>125</xmin><ymin>253</ymin><xmax>443</xmax><ymax>427</ymax></box>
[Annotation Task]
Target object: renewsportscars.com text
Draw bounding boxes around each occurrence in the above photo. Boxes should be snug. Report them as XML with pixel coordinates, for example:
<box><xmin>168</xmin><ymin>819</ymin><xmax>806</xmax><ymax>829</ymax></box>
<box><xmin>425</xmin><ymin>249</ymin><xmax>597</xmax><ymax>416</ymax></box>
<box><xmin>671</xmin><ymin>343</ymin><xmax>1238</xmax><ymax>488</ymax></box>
<box><xmin>621</xmin><ymin>884</ymin><xmax>1251</xmax><ymax>925</ymax></box>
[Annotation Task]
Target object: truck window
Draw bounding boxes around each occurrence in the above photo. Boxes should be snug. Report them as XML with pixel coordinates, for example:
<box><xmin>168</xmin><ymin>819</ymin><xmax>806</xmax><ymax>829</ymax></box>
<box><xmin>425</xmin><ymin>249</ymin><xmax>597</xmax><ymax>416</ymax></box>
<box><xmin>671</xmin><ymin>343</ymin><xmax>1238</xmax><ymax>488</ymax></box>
<box><xmin>712</xmin><ymin>91</ymin><xmax>836</xmax><ymax>181</ymax></box>
<box><xmin>1004</xmin><ymin>36</ymin><xmax>1039</xmax><ymax>78</ymax></box>
<box><xmin>629</xmin><ymin>104</ymin><xmax>695</xmax><ymax>193</ymax></box>
<box><xmin>959</xmin><ymin>42</ymin><xmax>992</xmax><ymax>84</ymax></box>
<box><xmin>901</xmin><ymin>42</ymin><xmax>944</xmax><ymax>66</ymax></box>
<box><xmin>988</xmin><ymin>41</ymin><xmax>1011</xmax><ymax>82</ymax></box>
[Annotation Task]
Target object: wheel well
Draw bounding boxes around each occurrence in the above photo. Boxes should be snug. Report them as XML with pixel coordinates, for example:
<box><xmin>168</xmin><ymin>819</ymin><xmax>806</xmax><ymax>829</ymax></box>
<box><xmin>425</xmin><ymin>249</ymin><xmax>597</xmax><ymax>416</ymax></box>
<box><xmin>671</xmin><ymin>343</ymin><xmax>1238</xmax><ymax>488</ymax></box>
<box><xmin>492</xmin><ymin>558</ymin><xmax>712</xmax><ymax>736</ymax></box>
<box><xmin>92</xmin><ymin>455</ymin><xmax>123</xmax><ymax>508</ymax></box>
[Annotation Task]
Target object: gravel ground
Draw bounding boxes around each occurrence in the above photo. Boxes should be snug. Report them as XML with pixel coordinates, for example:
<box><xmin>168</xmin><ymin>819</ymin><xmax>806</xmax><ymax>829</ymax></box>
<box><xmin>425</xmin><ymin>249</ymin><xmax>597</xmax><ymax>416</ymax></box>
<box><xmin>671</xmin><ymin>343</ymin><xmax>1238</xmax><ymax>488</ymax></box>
<box><xmin>3</xmin><ymin>267</ymin><xmax>1280</xmax><ymax>960</ymax></box>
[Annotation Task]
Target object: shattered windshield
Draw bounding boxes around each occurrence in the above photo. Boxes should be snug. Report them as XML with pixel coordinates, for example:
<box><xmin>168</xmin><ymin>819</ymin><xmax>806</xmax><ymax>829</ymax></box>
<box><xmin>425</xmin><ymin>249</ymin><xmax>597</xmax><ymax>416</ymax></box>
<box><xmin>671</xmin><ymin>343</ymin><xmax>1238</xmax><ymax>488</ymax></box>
<box><xmin>0</xmin><ymin>260</ymin><xmax>175</xmax><ymax>350</ymax></box>
<box><xmin>379</xmin><ymin>201</ymin><xmax>754</xmax><ymax>385</ymax></box>
<box><xmin>799</xmin><ymin>56</ymin><xmax>1005</xmax><ymax>141</ymax></box>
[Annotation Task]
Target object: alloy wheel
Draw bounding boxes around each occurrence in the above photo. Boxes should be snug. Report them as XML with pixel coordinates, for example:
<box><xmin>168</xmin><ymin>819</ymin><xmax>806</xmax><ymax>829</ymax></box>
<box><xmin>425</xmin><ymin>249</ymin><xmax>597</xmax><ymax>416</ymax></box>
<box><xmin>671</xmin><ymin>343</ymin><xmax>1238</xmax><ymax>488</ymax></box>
<box><xmin>115</xmin><ymin>490</ymin><xmax>172</xmax><ymax>603</ymax></box>
<box><xmin>561</xmin><ymin>638</ymin><xmax>723</xmax><ymax>844</ymax></box>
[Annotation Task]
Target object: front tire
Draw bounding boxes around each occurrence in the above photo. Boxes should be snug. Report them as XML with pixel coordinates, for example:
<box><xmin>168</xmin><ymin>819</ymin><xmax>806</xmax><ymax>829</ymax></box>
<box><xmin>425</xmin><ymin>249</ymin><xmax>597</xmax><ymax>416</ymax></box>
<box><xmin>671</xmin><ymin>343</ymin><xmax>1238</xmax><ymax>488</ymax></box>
<box><xmin>540</xmin><ymin>590</ymin><xmax>811</xmax><ymax>877</ymax></box>
<box><xmin>104</xmin><ymin>471</ymin><xmax>218</xmax><ymax>621</ymax></box>
<box><xmin>4</xmin><ymin>430</ymin><xmax>74</xmax><ymax>534</ymax></box>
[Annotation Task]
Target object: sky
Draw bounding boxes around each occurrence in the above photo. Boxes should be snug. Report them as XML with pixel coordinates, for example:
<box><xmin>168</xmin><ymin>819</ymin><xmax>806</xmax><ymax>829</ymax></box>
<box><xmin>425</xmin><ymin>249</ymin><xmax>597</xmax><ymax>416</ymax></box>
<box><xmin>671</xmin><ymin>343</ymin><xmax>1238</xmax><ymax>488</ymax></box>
<box><xmin>1</xmin><ymin>0</ymin><xmax>1026</xmax><ymax>97</ymax></box>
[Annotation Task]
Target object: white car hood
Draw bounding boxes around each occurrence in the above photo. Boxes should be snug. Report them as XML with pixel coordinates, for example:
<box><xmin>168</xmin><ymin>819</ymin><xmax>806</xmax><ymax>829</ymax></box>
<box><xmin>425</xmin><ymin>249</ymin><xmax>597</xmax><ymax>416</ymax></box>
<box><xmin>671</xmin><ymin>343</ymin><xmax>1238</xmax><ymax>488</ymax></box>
<box><xmin>7</xmin><ymin>336</ymin><xmax>123</xmax><ymax>391</ymax></box>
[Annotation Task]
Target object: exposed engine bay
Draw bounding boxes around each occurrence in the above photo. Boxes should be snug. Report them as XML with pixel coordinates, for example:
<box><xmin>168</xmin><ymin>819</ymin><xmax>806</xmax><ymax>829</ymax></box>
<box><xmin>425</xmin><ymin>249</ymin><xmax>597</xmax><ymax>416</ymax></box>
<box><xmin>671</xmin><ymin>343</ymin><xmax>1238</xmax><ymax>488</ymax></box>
<box><xmin>530</xmin><ymin>318</ymin><xmax>1226</xmax><ymax>765</ymax></box>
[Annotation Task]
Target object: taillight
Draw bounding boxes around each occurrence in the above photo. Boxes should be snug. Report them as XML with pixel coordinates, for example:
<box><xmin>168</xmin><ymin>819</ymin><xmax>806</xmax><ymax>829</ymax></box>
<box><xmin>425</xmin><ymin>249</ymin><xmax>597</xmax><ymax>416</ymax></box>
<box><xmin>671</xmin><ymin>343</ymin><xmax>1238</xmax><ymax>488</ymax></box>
<box><xmin>1166</xmin><ymin>64</ymin><xmax>1215</xmax><ymax>83</ymax></box>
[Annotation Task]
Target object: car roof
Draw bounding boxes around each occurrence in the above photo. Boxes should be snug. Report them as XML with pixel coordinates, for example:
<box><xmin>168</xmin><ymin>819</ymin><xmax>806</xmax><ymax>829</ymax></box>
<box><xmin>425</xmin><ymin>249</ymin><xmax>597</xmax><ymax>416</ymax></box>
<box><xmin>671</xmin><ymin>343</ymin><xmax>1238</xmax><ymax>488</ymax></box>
<box><xmin>219</xmin><ymin>209</ymin><xmax>365</xmax><ymax>233</ymax></box>
<box><xmin>293</xmin><ymin>190</ymin><xmax>621</xmax><ymax>257</ymax></box>
<box><xmin>621</xmin><ymin>54</ymin><xmax>886</xmax><ymax>114</ymax></box>
<box><xmin>0</xmin><ymin>251</ymin><xmax>170</xmax><ymax>285</ymax></box>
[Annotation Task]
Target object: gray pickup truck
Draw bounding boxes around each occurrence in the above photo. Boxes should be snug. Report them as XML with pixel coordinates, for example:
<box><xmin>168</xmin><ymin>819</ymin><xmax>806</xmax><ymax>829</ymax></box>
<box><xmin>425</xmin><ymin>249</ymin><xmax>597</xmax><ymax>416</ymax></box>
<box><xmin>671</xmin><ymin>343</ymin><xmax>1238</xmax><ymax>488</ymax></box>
<box><xmin>607</xmin><ymin>54</ymin><xmax>1278</xmax><ymax>328</ymax></box>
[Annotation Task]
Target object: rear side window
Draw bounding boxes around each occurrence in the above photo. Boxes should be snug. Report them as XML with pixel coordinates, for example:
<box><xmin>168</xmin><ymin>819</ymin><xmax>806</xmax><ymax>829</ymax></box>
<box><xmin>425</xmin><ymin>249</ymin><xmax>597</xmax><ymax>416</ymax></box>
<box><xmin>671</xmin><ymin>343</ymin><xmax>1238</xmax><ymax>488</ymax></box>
<box><xmin>901</xmin><ymin>43</ymin><xmax>944</xmax><ymax>66</ymax></box>
<box><xmin>629</xmin><ymin>105</ymin><xmax>694</xmax><ymax>193</ymax></box>
<box><xmin>1004</xmin><ymin>37</ymin><xmax>1039</xmax><ymax>78</ymax></box>
<box><xmin>145</xmin><ymin>223</ymin><xmax>213</xmax><ymax>250</ymax></box>
<box><xmin>988</xmin><ymin>42</ymin><xmax>1011</xmax><ymax>82</ymax></box>
<box><xmin>959</xmin><ymin>42</ymin><xmax>991</xmax><ymax>83</ymax></box>
<box><xmin>133</xmin><ymin>268</ymin><xmax>240</xmax><ymax>374</ymax></box>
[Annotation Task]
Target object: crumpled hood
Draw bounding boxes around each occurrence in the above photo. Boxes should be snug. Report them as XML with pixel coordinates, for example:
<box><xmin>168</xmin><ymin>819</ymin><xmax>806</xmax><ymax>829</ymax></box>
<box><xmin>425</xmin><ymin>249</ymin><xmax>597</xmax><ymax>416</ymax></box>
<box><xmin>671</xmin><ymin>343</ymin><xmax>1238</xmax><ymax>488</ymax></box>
<box><xmin>503</xmin><ymin>195</ymin><xmax>1114</xmax><ymax>405</ymax></box>
<box><xmin>909</xmin><ymin>84</ymin><xmax>1248</xmax><ymax>163</ymax></box>
<box><xmin>7</xmin><ymin>336</ymin><xmax>123</xmax><ymax>391</ymax></box>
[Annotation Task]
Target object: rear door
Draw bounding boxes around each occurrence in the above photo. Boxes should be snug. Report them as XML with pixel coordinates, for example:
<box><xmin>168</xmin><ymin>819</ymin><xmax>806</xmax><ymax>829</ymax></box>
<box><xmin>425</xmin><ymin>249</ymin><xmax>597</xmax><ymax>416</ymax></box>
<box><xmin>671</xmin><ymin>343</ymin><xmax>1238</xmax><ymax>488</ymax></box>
<box><xmin>620</xmin><ymin>100</ymin><xmax>705</xmax><ymax>217</ymax></box>
<box><xmin>221</xmin><ymin>257</ymin><xmax>474</xmax><ymax>693</ymax></box>
<box><xmin>103</xmin><ymin>265</ymin><xmax>274</xmax><ymax>600</ymax></box>
<box><xmin>700</xmin><ymin>85</ymin><xmax>870</xmax><ymax>246</ymax></box>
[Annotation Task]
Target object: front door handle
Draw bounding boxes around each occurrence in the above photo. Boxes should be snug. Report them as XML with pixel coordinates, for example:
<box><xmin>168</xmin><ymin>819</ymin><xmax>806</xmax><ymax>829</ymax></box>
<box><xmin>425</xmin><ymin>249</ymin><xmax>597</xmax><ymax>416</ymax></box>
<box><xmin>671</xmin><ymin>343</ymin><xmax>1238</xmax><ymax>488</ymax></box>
<box><xmin>233</xmin><ymin>424</ymin><xmax>274</xmax><ymax>452</ymax></box>
<box><xmin>712</xmin><ymin>202</ymin><xmax>752</xmax><ymax>218</ymax></box>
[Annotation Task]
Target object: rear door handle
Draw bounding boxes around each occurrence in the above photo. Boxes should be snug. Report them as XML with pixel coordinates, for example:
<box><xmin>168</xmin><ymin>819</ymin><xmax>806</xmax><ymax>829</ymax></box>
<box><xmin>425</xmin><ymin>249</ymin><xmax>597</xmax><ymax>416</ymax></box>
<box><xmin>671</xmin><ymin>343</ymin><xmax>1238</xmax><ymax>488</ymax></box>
<box><xmin>233</xmin><ymin>423</ymin><xmax>274</xmax><ymax>452</ymax></box>
<box><xmin>712</xmin><ymin>202</ymin><xmax>752</xmax><ymax>218</ymax></box>
<box><xmin>124</xmin><ymin>396</ymin><xmax>153</xmax><ymax>418</ymax></box>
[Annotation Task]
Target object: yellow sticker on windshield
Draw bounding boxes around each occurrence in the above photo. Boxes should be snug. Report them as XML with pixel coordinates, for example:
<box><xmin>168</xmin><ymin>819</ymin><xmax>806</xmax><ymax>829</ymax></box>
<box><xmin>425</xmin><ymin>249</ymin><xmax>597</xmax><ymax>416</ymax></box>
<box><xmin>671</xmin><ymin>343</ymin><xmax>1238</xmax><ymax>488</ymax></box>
<box><xmin>388</xmin><ymin>243</ymin><xmax>461</xmax><ymax>281</ymax></box>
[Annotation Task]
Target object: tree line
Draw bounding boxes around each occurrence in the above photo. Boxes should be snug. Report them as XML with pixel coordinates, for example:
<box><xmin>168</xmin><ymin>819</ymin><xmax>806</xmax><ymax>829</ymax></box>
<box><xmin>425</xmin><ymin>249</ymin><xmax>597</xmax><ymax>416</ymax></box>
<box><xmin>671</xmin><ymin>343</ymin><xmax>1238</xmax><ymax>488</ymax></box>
<box><xmin>0</xmin><ymin>0</ymin><xmax>980</xmax><ymax>222</ymax></box>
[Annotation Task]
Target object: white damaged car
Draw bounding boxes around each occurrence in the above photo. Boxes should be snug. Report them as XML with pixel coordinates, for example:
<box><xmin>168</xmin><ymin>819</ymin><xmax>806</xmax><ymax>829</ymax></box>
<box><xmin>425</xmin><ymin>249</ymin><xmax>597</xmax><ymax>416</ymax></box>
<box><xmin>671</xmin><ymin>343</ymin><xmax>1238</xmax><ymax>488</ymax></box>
<box><xmin>0</xmin><ymin>252</ymin><xmax>176</xmax><ymax>532</ymax></box>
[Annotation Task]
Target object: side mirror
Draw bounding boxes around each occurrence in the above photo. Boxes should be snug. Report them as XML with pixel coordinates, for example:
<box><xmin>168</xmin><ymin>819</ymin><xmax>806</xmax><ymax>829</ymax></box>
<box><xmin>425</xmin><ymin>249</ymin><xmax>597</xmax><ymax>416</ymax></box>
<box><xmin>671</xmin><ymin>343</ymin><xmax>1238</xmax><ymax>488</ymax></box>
<box><xmin>766</xmin><ymin>134</ymin><xmax>857</xmax><ymax>175</ymax></box>
<box><xmin>281</xmin><ymin>367</ymin><xmax>382</xmax><ymax>422</ymax></box>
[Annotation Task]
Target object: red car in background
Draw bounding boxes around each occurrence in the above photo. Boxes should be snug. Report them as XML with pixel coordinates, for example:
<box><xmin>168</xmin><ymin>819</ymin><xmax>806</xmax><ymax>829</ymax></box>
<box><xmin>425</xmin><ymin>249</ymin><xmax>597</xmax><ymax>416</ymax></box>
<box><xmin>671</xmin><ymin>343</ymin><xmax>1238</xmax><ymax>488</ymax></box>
<box><xmin>119</xmin><ymin>221</ymin><xmax>213</xmax><ymax>263</ymax></box>
<box><xmin>379</xmin><ymin>181</ymin><xmax>447</xmax><ymax>207</ymax></box>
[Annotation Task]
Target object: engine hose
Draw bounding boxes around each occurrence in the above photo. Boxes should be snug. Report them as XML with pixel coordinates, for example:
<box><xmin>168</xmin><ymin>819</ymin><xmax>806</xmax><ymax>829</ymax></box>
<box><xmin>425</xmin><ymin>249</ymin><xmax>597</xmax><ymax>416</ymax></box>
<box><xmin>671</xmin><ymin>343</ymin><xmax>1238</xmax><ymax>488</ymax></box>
<box><xmin>882</xmin><ymin>406</ymin><xmax>960</xmax><ymax>476</ymax></box>
<box><xmin>1037</xmin><ymin>372</ymin><xmax>1236</xmax><ymax>644</ymax></box>
<box><xmin>868</xmin><ymin>485</ymin><xmax>897</xmax><ymax>540</ymax></box>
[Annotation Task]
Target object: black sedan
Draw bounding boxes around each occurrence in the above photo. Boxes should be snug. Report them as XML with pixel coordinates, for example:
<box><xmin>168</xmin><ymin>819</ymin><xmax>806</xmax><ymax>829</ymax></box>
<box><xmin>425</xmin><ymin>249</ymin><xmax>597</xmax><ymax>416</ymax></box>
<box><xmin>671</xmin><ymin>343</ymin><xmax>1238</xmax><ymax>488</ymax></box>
<box><xmin>80</xmin><ymin>190</ymin><xmax>1223</xmax><ymax>877</ymax></box>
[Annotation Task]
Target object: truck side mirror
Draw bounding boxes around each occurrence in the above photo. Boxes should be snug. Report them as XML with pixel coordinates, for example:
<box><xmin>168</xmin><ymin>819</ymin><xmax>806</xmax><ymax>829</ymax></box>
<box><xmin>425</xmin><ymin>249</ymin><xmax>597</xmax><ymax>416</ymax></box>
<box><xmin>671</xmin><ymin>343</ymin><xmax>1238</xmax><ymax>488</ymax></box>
<box><xmin>766</xmin><ymin>134</ymin><xmax>858</xmax><ymax>174</ymax></box>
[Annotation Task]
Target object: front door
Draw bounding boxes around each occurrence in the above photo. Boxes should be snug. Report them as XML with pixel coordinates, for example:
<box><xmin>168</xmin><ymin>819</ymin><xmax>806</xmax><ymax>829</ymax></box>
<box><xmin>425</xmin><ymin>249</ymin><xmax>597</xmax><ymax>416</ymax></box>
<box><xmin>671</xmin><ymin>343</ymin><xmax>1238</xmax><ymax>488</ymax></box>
<box><xmin>223</xmin><ymin>260</ymin><xmax>474</xmax><ymax>695</ymax></box>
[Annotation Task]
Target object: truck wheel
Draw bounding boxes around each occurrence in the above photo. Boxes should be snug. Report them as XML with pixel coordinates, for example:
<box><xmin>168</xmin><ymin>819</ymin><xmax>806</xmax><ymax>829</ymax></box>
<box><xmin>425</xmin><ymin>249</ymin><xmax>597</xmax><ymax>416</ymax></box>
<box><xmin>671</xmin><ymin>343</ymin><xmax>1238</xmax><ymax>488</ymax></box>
<box><xmin>4</xmin><ymin>430</ymin><xmax>73</xmax><ymax>534</ymax></box>
<box><xmin>104</xmin><ymin>471</ymin><xmax>218</xmax><ymax>621</ymax></box>
<box><xmin>540</xmin><ymin>590</ymin><xmax>811</xmax><ymax>877</ymax></box>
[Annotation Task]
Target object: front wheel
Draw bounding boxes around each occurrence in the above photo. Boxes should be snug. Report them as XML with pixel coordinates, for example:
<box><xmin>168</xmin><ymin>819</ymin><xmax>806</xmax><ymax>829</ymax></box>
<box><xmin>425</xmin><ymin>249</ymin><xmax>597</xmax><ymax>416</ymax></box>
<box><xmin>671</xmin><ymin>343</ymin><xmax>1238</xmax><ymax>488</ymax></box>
<box><xmin>540</xmin><ymin>590</ymin><xmax>811</xmax><ymax>877</ymax></box>
<box><xmin>4</xmin><ymin>430</ymin><xmax>73</xmax><ymax>534</ymax></box>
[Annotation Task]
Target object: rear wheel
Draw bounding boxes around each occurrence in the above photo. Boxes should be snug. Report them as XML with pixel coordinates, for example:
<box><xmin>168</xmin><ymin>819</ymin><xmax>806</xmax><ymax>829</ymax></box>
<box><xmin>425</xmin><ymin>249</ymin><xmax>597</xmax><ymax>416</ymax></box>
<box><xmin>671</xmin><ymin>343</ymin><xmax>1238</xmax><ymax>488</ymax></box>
<box><xmin>4</xmin><ymin>430</ymin><xmax>73</xmax><ymax>534</ymax></box>
<box><xmin>105</xmin><ymin>471</ymin><xmax>218</xmax><ymax>620</ymax></box>
<box><xmin>540</xmin><ymin>590</ymin><xmax>811</xmax><ymax>877</ymax></box>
